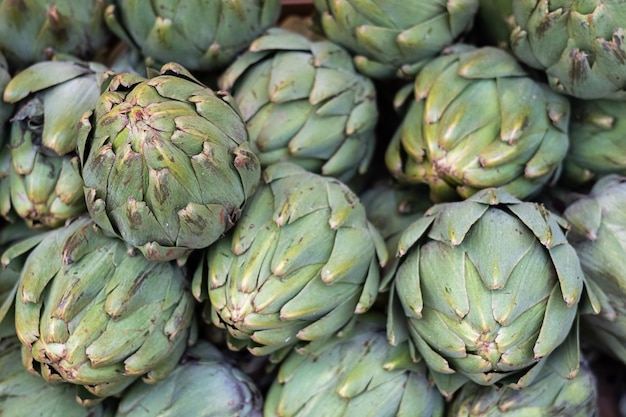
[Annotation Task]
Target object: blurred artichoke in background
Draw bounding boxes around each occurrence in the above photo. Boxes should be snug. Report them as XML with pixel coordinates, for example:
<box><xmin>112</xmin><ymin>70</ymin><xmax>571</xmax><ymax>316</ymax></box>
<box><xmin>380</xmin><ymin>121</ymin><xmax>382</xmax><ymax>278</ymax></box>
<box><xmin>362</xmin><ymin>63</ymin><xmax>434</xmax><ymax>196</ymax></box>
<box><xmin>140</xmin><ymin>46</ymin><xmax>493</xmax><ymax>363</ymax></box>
<box><xmin>77</xmin><ymin>62</ymin><xmax>261</xmax><ymax>263</ymax></box>
<box><xmin>115</xmin><ymin>340</ymin><xmax>263</xmax><ymax>417</ymax></box>
<box><xmin>313</xmin><ymin>0</ymin><xmax>479</xmax><ymax>79</ymax></box>
<box><xmin>0</xmin><ymin>0</ymin><xmax>112</xmax><ymax>70</ymax></box>
<box><xmin>563</xmin><ymin>175</ymin><xmax>626</xmax><ymax>365</ymax></box>
<box><xmin>0</xmin><ymin>337</ymin><xmax>113</xmax><ymax>416</ymax></box>
<box><xmin>562</xmin><ymin>99</ymin><xmax>626</xmax><ymax>186</ymax></box>
<box><xmin>193</xmin><ymin>162</ymin><xmax>388</xmax><ymax>362</ymax></box>
<box><xmin>0</xmin><ymin>50</ymin><xmax>13</xmax><ymax>147</ymax></box>
<box><xmin>105</xmin><ymin>0</ymin><xmax>281</xmax><ymax>72</ymax></box>
<box><xmin>2</xmin><ymin>216</ymin><xmax>196</xmax><ymax>403</ymax></box>
<box><xmin>510</xmin><ymin>0</ymin><xmax>626</xmax><ymax>100</ymax></box>
<box><xmin>386</xmin><ymin>45</ymin><xmax>570</xmax><ymax>202</ymax></box>
<box><xmin>0</xmin><ymin>58</ymin><xmax>112</xmax><ymax>228</ymax></box>
<box><xmin>220</xmin><ymin>28</ymin><xmax>378</xmax><ymax>183</ymax></box>
<box><xmin>387</xmin><ymin>188</ymin><xmax>586</xmax><ymax>395</ymax></box>
<box><xmin>448</xmin><ymin>346</ymin><xmax>598</xmax><ymax>416</ymax></box>
<box><xmin>264</xmin><ymin>314</ymin><xmax>445</xmax><ymax>417</ymax></box>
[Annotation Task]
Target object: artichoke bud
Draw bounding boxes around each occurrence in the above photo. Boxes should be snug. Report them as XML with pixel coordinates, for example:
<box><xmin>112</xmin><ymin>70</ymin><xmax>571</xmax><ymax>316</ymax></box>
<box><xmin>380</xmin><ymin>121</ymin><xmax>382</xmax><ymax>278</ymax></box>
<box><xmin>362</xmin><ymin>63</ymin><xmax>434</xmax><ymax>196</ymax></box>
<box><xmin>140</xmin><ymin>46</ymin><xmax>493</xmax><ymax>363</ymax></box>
<box><xmin>386</xmin><ymin>45</ymin><xmax>570</xmax><ymax>202</ymax></box>
<box><xmin>219</xmin><ymin>28</ymin><xmax>379</xmax><ymax>183</ymax></box>
<box><xmin>78</xmin><ymin>63</ymin><xmax>262</xmax><ymax>263</ymax></box>
<box><xmin>264</xmin><ymin>314</ymin><xmax>445</xmax><ymax>417</ymax></box>
<box><xmin>13</xmin><ymin>216</ymin><xmax>196</xmax><ymax>401</ymax></box>
<box><xmin>104</xmin><ymin>0</ymin><xmax>281</xmax><ymax>72</ymax></box>
<box><xmin>193</xmin><ymin>162</ymin><xmax>388</xmax><ymax>362</ymax></box>
<box><xmin>115</xmin><ymin>340</ymin><xmax>264</xmax><ymax>417</ymax></box>
<box><xmin>563</xmin><ymin>175</ymin><xmax>626</xmax><ymax>364</ymax></box>
<box><xmin>388</xmin><ymin>188</ymin><xmax>586</xmax><ymax>394</ymax></box>
<box><xmin>314</xmin><ymin>0</ymin><xmax>479</xmax><ymax>79</ymax></box>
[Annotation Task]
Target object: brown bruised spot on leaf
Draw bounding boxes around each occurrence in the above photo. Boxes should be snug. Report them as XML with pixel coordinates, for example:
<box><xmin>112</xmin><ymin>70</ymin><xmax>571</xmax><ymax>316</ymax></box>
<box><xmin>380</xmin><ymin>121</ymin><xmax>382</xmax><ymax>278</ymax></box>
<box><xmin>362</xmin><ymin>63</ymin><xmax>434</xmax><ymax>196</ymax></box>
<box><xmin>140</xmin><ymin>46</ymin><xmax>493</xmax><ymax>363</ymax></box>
<box><xmin>569</xmin><ymin>49</ymin><xmax>590</xmax><ymax>84</ymax></box>
<box><xmin>233</xmin><ymin>149</ymin><xmax>258</xmax><ymax>170</ymax></box>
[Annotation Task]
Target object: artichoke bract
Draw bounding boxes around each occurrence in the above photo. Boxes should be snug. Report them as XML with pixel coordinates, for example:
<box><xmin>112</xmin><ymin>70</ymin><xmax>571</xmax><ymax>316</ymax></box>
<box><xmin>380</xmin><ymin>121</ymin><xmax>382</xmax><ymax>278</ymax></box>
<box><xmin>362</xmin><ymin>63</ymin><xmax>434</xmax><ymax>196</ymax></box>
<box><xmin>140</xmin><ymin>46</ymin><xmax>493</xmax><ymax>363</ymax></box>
<box><xmin>510</xmin><ymin>0</ymin><xmax>626</xmax><ymax>100</ymax></box>
<box><xmin>563</xmin><ymin>175</ymin><xmax>626</xmax><ymax>364</ymax></box>
<box><xmin>2</xmin><ymin>216</ymin><xmax>196</xmax><ymax>402</ymax></box>
<box><xmin>193</xmin><ymin>162</ymin><xmax>388</xmax><ymax>362</ymax></box>
<box><xmin>0</xmin><ymin>338</ymin><xmax>112</xmax><ymax>416</ymax></box>
<box><xmin>0</xmin><ymin>50</ymin><xmax>13</xmax><ymax>147</ymax></box>
<box><xmin>105</xmin><ymin>0</ymin><xmax>281</xmax><ymax>72</ymax></box>
<box><xmin>448</xmin><ymin>351</ymin><xmax>598</xmax><ymax>417</ymax></box>
<box><xmin>115</xmin><ymin>340</ymin><xmax>263</xmax><ymax>417</ymax></box>
<box><xmin>264</xmin><ymin>314</ymin><xmax>445</xmax><ymax>417</ymax></box>
<box><xmin>0</xmin><ymin>0</ymin><xmax>112</xmax><ymax>70</ymax></box>
<box><xmin>219</xmin><ymin>28</ymin><xmax>379</xmax><ymax>183</ymax></box>
<box><xmin>387</xmin><ymin>188</ymin><xmax>584</xmax><ymax>395</ymax></box>
<box><xmin>385</xmin><ymin>45</ymin><xmax>570</xmax><ymax>203</ymax></box>
<box><xmin>77</xmin><ymin>63</ymin><xmax>261</xmax><ymax>263</ymax></box>
<box><xmin>562</xmin><ymin>99</ymin><xmax>626</xmax><ymax>186</ymax></box>
<box><xmin>313</xmin><ymin>0</ymin><xmax>479</xmax><ymax>79</ymax></box>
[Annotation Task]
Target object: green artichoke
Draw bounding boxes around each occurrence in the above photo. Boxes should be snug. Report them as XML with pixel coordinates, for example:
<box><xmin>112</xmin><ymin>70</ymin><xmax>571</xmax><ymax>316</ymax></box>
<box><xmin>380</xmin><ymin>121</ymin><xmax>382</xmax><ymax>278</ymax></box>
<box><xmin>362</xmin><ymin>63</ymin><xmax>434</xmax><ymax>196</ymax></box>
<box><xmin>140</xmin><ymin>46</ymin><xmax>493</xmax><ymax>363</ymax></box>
<box><xmin>0</xmin><ymin>50</ymin><xmax>13</xmax><ymax>147</ymax></box>
<box><xmin>219</xmin><ymin>28</ymin><xmax>379</xmax><ymax>183</ymax></box>
<box><xmin>77</xmin><ymin>62</ymin><xmax>261</xmax><ymax>263</ymax></box>
<box><xmin>193</xmin><ymin>162</ymin><xmax>388</xmax><ymax>361</ymax></box>
<box><xmin>264</xmin><ymin>314</ymin><xmax>445</xmax><ymax>417</ymax></box>
<box><xmin>115</xmin><ymin>340</ymin><xmax>262</xmax><ymax>417</ymax></box>
<box><xmin>510</xmin><ymin>0</ymin><xmax>626</xmax><ymax>100</ymax></box>
<box><xmin>0</xmin><ymin>0</ymin><xmax>112</xmax><ymax>70</ymax></box>
<box><xmin>1</xmin><ymin>216</ymin><xmax>196</xmax><ymax>403</ymax></box>
<box><xmin>563</xmin><ymin>175</ymin><xmax>626</xmax><ymax>364</ymax></box>
<box><xmin>313</xmin><ymin>0</ymin><xmax>479</xmax><ymax>79</ymax></box>
<box><xmin>105</xmin><ymin>0</ymin><xmax>281</xmax><ymax>72</ymax></box>
<box><xmin>0</xmin><ymin>337</ymin><xmax>113</xmax><ymax>416</ymax></box>
<box><xmin>475</xmin><ymin>0</ymin><xmax>515</xmax><ymax>48</ymax></box>
<box><xmin>385</xmin><ymin>45</ymin><xmax>570</xmax><ymax>202</ymax></box>
<box><xmin>448</xmin><ymin>347</ymin><xmax>598</xmax><ymax>416</ymax></box>
<box><xmin>561</xmin><ymin>99</ymin><xmax>626</xmax><ymax>186</ymax></box>
<box><xmin>387</xmin><ymin>188</ymin><xmax>586</xmax><ymax>395</ymax></box>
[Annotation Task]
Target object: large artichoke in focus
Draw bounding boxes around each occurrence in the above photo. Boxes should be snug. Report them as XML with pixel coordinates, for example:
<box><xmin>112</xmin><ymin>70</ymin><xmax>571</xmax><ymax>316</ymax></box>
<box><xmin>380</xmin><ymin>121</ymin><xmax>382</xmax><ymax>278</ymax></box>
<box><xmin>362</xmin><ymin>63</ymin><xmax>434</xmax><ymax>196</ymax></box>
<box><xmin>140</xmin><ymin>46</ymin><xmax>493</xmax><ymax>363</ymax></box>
<box><xmin>561</xmin><ymin>99</ymin><xmax>626</xmax><ymax>186</ymax></box>
<box><xmin>0</xmin><ymin>0</ymin><xmax>112</xmax><ymax>70</ymax></box>
<box><xmin>264</xmin><ymin>314</ymin><xmax>445</xmax><ymax>417</ymax></box>
<box><xmin>193</xmin><ymin>162</ymin><xmax>388</xmax><ymax>362</ymax></box>
<box><xmin>563</xmin><ymin>175</ymin><xmax>626</xmax><ymax>364</ymax></box>
<box><xmin>2</xmin><ymin>216</ymin><xmax>196</xmax><ymax>403</ymax></box>
<box><xmin>105</xmin><ymin>0</ymin><xmax>281</xmax><ymax>72</ymax></box>
<box><xmin>115</xmin><ymin>340</ymin><xmax>263</xmax><ymax>417</ymax></box>
<box><xmin>385</xmin><ymin>45</ymin><xmax>570</xmax><ymax>203</ymax></box>
<box><xmin>313</xmin><ymin>0</ymin><xmax>479</xmax><ymax>79</ymax></box>
<box><xmin>0</xmin><ymin>337</ymin><xmax>113</xmax><ymax>416</ymax></box>
<box><xmin>387</xmin><ymin>188</ymin><xmax>587</xmax><ymax>395</ymax></box>
<box><xmin>510</xmin><ymin>0</ymin><xmax>626</xmax><ymax>100</ymax></box>
<box><xmin>77</xmin><ymin>63</ymin><xmax>261</xmax><ymax>263</ymax></box>
<box><xmin>219</xmin><ymin>28</ymin><xmax>379</xmax><ymax>183</ymax></box>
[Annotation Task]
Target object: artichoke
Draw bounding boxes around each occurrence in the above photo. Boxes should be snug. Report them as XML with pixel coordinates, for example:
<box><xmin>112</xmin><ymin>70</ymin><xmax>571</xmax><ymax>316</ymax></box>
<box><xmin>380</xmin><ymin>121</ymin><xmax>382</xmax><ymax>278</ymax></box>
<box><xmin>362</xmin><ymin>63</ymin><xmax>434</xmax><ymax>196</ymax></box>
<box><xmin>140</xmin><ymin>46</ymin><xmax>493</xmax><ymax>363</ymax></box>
<box><xmin>1</xmin><ymin>216</ymin><xmax>196</xmax><ymax>403</ymax></box>
<box><xmin>115</xmin><ymin>340</ymin><xmax>263</xmax><ymax>417</ymax></box>
<box><xmin>192</xmin><ymin>162</ymin><xmax>388</xmax><ymax>361</ymax></box>
<box><xmin>475</xmin><ymin>0</ymin><xmax>515</xmax><ymax>48</ymax></box>
<box><xmin>264</xmin><ymin>314</ymin><xmax>445</xmax><ymax>417</ymax></box>
<box><xmin>563</xmin><ymin>175</ymin><xmax>626</xmax><ymax>364</ymax></box>
<box><xmin>219</xmin><ymin>28</ymin><xmax>379</xmax><ymax>183</ymax></box>
<box><xmin>0</xmin><ymin>58</ymin><xmax>112</xmax><ymax>228</ymax></box>
<box><xmin>510</xmin><ymin>0</ymin><xmax>626</xmax><ymax>100</ymax></box>
<box><xmin>0</xmin><ymin>50</ymin><xmax>12</xmax><ymax>147</ymax></box>
<box><xmin>387</xmin><ymin>188</ymin><xmax>586</xmax><ymax>395</ymax></box>
<box><xmin>561</xmin><ymin>99</ymin><xmax>626</xmax><ymax>186</ymax></box>
<box><xmin>385</xmin><ymin>45</ymin><xmax>570</xmax><ymax>202</ymax></box>
<box><xmin>448</xmin><ymin>347</ymin><xmax>598</xmax><ymax>416</ymax></box>
<box><xmin>104</xmin><ymin>0</ymin><xmax>281</xmax><ymax>72</ymax></box>
<box><xmin>77</xmin><ymin>62</ymin><xmax>261</xmax><ymax>263</ymax></box>
<box><xmin>0</xmin><ymin>0</ymin><xmax>112</xmax><ymax>70</ymax></box>
<box><xmin>313</xmin><ymin>0</ymin><xmax>479</xmax><ymax>79</ymax></box>
<box><xmin>0</xmin><ymin>337</ymin><xmax>113</xmax><ymax>416</ymax></box>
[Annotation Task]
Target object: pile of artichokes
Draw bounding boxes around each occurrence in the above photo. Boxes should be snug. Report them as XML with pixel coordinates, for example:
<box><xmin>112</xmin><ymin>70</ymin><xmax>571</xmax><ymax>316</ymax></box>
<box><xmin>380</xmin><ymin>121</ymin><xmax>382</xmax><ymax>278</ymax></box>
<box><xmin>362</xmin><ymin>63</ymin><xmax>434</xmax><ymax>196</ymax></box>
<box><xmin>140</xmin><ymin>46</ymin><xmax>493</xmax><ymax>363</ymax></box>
<box><xmin>1</xmin><ymin>0</ymin><xmax>626</xmax><ymax>416</ymax></box>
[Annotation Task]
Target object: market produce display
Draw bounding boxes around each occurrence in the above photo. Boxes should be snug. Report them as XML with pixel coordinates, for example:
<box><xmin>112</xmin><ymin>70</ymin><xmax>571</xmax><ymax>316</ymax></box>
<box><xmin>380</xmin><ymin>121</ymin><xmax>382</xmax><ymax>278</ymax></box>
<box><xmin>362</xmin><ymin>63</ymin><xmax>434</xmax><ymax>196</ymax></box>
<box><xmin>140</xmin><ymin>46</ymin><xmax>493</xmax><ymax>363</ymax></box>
<box><xmin>0</xmin><ymin>0</ymin><xmax>625</xmax><ymax>416</ymax></box>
